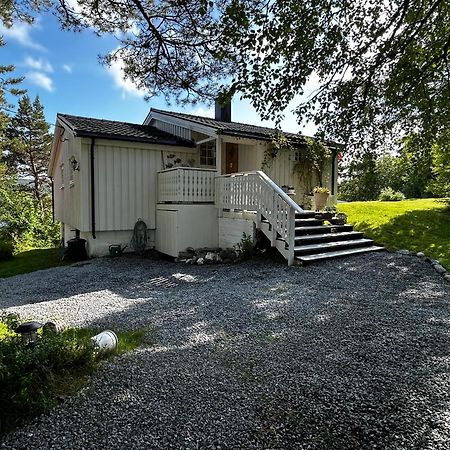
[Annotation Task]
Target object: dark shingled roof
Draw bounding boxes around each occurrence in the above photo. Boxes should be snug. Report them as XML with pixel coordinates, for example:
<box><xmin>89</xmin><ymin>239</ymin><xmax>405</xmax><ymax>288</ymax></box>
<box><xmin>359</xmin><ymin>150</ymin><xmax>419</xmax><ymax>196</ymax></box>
<box><xmin>58</xmin><ymin>114</ymin><xmax>195</xmax><ymax>147</ymax></box>
<box><xmin>150</xmin><ymin>108</ymin><xmax>308</xmax><ymax>143</ymax></box>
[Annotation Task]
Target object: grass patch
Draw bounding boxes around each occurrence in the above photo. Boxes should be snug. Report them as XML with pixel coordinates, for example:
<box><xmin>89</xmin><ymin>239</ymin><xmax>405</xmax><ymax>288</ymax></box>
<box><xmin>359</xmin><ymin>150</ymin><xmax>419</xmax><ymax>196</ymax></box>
<box><xmin>0</xmin><ymin>313</ymin><xmax>147</xmax><ymax>435</ymax></box>
<box><xmin>338</xmin><ymin>199</ymin><xmax>450</xmax><ymax>269</ymax></box>
<box><xmin>0</xmin><ymin>248</ymin><xmax>67</xmax><ymax>278</ymax></box>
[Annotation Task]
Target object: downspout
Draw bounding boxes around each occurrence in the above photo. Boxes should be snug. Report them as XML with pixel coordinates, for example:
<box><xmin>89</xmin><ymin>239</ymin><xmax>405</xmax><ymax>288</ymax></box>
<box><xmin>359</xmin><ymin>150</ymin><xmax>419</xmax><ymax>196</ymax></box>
<box><xmin>50</xmin><ymin>177</ymin><xmax>55</xmax><ymax>222</ymax></box>
<box><xmin>90</xmin><ymin>138</ymin><xmax>96</xmax><ymax>239</ymax></box>
<box><xmin>331</xmin><ymin>150</ymin><xmax>337</xmax><ymax>195</ymax></box>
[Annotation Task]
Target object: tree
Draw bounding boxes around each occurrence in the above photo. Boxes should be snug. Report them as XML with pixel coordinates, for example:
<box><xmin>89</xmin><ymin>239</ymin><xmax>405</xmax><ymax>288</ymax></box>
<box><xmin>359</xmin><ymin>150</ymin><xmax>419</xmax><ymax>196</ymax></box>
<box><xmin>339</xmin><ymin>153</ymin><xmax>381</xmax><ymax>201</ymax></box>
<box><xmin>56</xmin><ymin>0</ymin><xmax>450</xmax><ymax>152</ymax></box>
<box><xmin>396</xmin><ymin>134</ymin><xmax>434</xmax><ymax>198</ymax></box>
<box><xmin>428</xmin><ymin>132</ymin><xmax>450</xmax><ymax>200</ymax></box>
<box><xmin>3</xmin><ymin>0</ymin><xmax>450</xmax><ymax>153</ymax></box>
<box><xmin>4</xmin><ymin>95</ymin><xmax>52</xmax><ymax>202</ymax></box>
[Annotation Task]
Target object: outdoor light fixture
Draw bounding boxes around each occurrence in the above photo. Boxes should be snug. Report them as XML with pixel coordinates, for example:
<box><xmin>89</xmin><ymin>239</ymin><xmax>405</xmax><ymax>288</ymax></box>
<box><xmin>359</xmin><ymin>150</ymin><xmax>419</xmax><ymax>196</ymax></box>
<box><xmin>15</xmin><ymin>321</ymin><xmax>44</xmax><ymax>347</ymax></box>
<box><xmin>69</xmin><ymin>156</ymin><xmax>80</xmax><ymax>171</ymax></box>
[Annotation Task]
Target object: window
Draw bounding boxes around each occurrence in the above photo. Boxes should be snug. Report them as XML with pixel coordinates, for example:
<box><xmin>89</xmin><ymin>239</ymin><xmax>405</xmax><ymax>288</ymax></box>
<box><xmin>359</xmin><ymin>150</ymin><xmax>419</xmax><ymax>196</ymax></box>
<box><xmin>199</xmin><ymin>141</ymin><xmax>216</xmax><ymax>167</ymax></box>
<box><xmin>293</xmin><ymin>150</ymin><xmax>302</xmax><ymax>162</ymax></box>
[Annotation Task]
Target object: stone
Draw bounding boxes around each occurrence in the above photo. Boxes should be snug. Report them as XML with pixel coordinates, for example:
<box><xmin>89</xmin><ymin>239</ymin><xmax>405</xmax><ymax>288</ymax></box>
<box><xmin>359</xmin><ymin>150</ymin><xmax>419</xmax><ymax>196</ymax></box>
<box><xmin>397</xmin><ymin>249</ymin><xmax>411</xmax><ymax>255</ymax></box>
<box><xmin>444</xmin><ymin>274</ymin><xmax>450</xmax><ymax>283</ymax></box>
<box><xmin>205</xmin><ymin>252</ymin><xmax>216</xmax><ymax>262</ymax></box>
<box><xmin>433</xmin><ymin>264</ymin><xmax>447</xmax><ymax>274</ymax></box>
<box><xmin>197</xmin><ymin>257</ymin><xmax>205</xmax><ymax>265</ymax></box>
<box><xmin>416</xmin><ymin>252</ymin><xmax>425</xmax><ymax>258</ymax></box>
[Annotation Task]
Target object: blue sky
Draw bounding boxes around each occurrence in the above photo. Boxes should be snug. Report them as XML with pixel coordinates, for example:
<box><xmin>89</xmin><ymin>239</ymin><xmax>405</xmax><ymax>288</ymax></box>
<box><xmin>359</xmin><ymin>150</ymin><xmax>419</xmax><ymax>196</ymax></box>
<box><xmin>0</xmin><ymin>12</ymin><xmax>317</xmax><ymax>135</ymax></box>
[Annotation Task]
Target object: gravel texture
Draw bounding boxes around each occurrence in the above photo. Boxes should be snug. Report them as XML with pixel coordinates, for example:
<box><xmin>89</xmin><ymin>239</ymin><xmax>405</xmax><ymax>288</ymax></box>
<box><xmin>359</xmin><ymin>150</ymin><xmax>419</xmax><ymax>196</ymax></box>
<box><xmin>1</xmin><ymin>251</ymin><xmax>450</xmax><ymax>450</ymax></box>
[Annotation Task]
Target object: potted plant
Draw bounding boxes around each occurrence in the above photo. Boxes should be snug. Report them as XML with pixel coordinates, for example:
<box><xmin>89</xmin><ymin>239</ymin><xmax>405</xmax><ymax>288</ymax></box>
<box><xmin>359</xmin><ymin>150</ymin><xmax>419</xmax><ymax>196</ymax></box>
<box><xmin>313</xmin><ymin>186</ymin><xmax>330</xmax><ymax>211</ymax></box>
<box><xmin>330</xmin><ymin>212</ymin><xmax>347</xmax><ymax>225</ymax></box>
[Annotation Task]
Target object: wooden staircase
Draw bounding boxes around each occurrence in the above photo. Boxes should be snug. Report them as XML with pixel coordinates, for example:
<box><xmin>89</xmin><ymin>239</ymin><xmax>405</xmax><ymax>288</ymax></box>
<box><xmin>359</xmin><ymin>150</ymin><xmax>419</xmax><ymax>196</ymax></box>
<box><xmin>260</xmin><ymin>210</ymin><xmax>383</xmax><ymax>264</ymax></box>
<box><xmin>215</xmin><ymin>170</ymin><xmax>383</xmax><ymax>266</ymax></box>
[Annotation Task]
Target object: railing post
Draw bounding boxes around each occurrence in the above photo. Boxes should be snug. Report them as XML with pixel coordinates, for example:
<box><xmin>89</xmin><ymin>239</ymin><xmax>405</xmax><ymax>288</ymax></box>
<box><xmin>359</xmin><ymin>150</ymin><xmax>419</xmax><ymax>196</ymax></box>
<box><xmin>287</xmin><ymin>206</ymin><xmax>296</xmax><ymax>266</ymax></box>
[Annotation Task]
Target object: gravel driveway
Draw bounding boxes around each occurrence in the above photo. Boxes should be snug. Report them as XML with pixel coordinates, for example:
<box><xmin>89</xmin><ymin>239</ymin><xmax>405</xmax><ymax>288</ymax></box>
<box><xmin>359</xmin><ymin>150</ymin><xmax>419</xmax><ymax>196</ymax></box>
<box><xmin>1</xmin><ymin>252</ymin><xmax>450</xmax><ymax>450</ymax></box>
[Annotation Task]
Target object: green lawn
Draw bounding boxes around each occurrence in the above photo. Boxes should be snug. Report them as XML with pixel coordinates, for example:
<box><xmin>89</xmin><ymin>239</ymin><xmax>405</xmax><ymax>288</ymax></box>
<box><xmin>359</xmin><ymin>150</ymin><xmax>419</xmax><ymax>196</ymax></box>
<box><xmin>338</xmin><ymin>199</ymin><xmax>450</xmax><ymax>269</ymax></box>
<box><xmin>0</xmin><ymin>248</ymin><xmax>67</xmax><ymax>278</ymax></box>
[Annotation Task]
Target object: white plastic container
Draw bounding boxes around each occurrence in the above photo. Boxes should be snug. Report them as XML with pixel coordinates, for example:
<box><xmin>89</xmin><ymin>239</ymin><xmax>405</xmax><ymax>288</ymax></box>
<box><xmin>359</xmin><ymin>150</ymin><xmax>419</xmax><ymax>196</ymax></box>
<box><xmin>91</xmin><ymin>330</ymin><xmax>118</xmax><ymax>353</ymax></box>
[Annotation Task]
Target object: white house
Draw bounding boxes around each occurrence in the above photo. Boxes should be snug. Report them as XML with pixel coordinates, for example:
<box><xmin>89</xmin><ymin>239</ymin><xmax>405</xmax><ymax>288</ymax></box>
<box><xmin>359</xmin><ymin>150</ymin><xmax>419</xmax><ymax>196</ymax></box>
<box><xmin>48</xmin><ymin>103</ymin><xmax>382</xmax><ymax>265</ymax></box>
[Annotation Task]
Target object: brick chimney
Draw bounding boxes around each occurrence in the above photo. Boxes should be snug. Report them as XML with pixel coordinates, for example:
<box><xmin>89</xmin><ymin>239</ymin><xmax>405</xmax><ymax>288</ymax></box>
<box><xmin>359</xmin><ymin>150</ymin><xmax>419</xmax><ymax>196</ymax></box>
<box><xmin>215</xmin><ymin>99</ymin><xmax>231</xmax><ymax>122</ymax></box>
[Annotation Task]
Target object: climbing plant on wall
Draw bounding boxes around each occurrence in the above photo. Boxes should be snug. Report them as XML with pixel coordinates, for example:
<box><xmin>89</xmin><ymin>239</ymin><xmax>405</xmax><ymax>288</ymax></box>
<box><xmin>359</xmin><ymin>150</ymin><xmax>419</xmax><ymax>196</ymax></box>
<box><xmin>293</xmin><ymin>138</ymin><xmax>332</xmax><ymax>188</ymax></box>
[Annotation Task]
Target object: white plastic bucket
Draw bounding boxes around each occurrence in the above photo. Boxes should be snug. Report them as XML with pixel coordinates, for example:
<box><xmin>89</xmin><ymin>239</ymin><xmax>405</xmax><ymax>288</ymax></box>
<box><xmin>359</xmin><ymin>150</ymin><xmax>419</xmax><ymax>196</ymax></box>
<box><xmin>91</xmin><ymin>330</ymin><xmax>118</xmax><ymax>353</ymax></box>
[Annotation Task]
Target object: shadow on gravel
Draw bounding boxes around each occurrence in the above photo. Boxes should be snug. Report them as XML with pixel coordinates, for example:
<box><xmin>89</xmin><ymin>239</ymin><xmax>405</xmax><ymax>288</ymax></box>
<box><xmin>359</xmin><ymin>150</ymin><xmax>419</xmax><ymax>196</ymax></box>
<box><xmin>86</xmin><ymin>254</ymin><xmax>450</xmax><ymax>448</ymax></box>
<box><xmin>3</xmin><ymin>252</ymin><xmax>450</xmax><ymax>449</ymax></box>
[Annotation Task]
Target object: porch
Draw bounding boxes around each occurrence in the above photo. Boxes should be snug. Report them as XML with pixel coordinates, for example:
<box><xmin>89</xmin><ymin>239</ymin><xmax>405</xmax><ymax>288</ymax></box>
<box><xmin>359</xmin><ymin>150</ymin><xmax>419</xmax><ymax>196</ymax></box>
<box><xmin>155</xmin><ymin>167</ymin><xmax>383</xmax><ymax>265</ymax></box>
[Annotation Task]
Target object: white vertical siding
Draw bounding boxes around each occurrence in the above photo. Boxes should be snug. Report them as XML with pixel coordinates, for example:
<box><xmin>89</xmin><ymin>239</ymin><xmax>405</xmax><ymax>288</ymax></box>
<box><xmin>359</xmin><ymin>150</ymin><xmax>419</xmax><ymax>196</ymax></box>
<box><xmin>91</xmin><ymin>142</ymin><xmax>161</xmax><ymax>231</ymax></box>
<box><xmin>153</xmin><ymin>119</ymin><xmax>192</xmax><ymax>141</ymax></box>
<box><xmin>52</xmin><ymin>126</ymin><xmax>82</xmax><ymax>229</ymax></box>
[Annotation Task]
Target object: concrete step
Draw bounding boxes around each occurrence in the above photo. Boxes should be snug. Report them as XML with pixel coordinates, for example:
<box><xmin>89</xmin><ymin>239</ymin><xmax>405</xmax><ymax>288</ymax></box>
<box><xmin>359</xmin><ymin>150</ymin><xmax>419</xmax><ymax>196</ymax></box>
<box><xmin>295</xmin><ymin>231</ymin><xmax>364</xmax><ymax>244</ymax></box>
<box><xmin>294</xmin><ymin>238</ymin><xmax>374</xmax><ymax>255</ymax></box>
<box><xmin>296</xmin><ymin>246</ymin><xmax>385</xmax><ymax>263</ymax></box>
<box><xmin>295</xmin><ymin>224</ymin><xmax>354</xmax><ymax>235</ymax></box>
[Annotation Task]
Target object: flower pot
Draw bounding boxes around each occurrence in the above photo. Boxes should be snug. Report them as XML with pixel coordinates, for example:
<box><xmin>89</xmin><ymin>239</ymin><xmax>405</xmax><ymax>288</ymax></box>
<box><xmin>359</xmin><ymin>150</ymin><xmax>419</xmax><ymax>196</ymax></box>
<box><xmin>313</xmin><ymin>192</ymin><xmax>329</xmax><ymax>211</ymax></box>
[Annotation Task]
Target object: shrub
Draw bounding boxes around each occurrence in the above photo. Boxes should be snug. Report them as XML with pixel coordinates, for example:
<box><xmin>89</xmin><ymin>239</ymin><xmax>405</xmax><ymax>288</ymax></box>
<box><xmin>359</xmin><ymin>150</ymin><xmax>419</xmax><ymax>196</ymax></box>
<box><xmin>236</xmin><ymin>232</ymin><xmax>255</xmax><ymax>260</ymax></box>
<box><xmin>0</xmin><ymin>313</ymin><xmax>145</xmax><ymax>435</ymax></box>
<box><xmin>378</xmin><ymin>187</ymin><xmax>406</xmax><ymax>201</ymax></box>
<box><xmin>0</xmin><ymin>240</ymin><xmax>13</xmax><ymax>262</ymax></box>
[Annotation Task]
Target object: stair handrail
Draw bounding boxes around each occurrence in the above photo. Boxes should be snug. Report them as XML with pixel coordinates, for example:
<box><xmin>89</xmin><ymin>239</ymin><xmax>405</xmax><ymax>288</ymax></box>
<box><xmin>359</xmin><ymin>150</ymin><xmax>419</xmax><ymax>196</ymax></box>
<box><xmin>216</xmin><ymin>170</ymin><xmax>304</xmax><ymax>213</ymax></box>
<box><xmin>215</xmin><ymin>170</ymin><xmax>304</xmax><ymax>265</ymax></box>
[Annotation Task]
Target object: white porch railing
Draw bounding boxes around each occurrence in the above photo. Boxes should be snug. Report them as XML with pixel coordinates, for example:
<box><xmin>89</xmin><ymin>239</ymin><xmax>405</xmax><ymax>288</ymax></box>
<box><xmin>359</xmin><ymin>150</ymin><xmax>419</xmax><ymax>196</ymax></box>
<box><xmin>157</xmin><ymin>167</ymin><xmax>217</xmax><ymax>203</ymax></box>
<box><xmin>215</xmin><ymin>171</ymin><xmax>304</xmax><ymax>265</ymax></box>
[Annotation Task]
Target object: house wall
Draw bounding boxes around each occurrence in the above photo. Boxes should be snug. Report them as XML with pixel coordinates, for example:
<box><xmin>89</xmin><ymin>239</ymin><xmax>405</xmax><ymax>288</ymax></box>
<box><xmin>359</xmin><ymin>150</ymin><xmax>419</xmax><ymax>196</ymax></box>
<box><xmin>51</xmin><ymin>126</ymin><xmax>197</xmax><ymax>256</ymax></box>
<box><xmin>218</xmin><ymin>211</ymin><xmax>256</xmax><ymax>249</ymax></box>
<box><xmin>219</xmin><ymin>137</ymin><xmax>337</xmax><ymax>209</ymax></box>
<box><xmin>80</xmin><ymin>229</ymin><xmax>156</xmax><ymax>258</ymax></box>
<box><xmin>155</xmin><ymin>204</ymin><xmax>218</xmax><ymax>257</ymax></box>
<box><xmin>52</xmin><ymin>126</ymin><xmax>83</xmax><ymax>229</ymax></box>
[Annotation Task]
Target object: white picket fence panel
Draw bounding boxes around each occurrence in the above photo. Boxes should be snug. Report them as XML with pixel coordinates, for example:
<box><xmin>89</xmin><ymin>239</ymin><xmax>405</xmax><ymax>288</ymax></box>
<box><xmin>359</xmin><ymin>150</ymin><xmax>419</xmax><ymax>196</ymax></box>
<box><xmin>157</xmin><ymin>167</ymin><xmax>217</xmax><ymax>203</ymax></box>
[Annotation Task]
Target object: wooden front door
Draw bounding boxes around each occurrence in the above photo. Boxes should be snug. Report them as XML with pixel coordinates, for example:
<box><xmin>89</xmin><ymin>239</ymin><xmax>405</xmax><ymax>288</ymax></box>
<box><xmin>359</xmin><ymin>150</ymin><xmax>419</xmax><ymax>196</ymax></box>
<box><xmin>225</xmin><ymin>143</ymin><xmax>239</xmax><ymax>174</ymax></box>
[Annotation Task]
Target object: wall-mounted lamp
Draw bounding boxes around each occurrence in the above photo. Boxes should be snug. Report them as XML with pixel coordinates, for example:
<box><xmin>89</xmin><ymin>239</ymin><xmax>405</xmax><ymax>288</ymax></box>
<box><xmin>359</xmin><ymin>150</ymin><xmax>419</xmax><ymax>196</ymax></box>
<box><xmin>69</xmin><ymin>156</ymin><xmax>80</xmax><ymax>171</ymax></box>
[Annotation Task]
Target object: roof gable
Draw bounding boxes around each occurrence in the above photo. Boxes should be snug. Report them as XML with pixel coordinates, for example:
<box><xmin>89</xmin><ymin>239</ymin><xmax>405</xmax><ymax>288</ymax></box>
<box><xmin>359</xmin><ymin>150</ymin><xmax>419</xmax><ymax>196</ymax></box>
<box><xmin>150</xmin><ymin>108</ymin><xmax>306</xmax><ymax>143</ymax></box>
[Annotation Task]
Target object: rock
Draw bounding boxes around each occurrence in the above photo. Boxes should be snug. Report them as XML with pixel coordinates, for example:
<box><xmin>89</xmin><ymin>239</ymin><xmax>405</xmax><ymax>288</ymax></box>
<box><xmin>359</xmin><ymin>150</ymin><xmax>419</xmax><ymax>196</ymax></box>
<box><xmin>397</xmin><ymin>249</ymin><xmax>411</xmax><ymax>255</ymax></box>
<box><xmin>43</xmin><ymin>321</ymin><xmax>65</xmax><ymax>334</ymax></box>
<box><xmin>416</xmin><ymin>252</ymin><xmax>425</xmax><ymax>258</ymax></box>
<box><xmin>205</xmin><ymin>252</ymin><xmax>216</xmax><ymax>262</ymax></box>
<box><xmin>197</xmin><ymin>257</ymin><xmax>205</xmax><ymax>265</ymax></box>
<box><xmin>444</xmin><ymin>274</ymin><xmax>450</xmax><ymax>283</ymax></box>
<box><xmin>433</xmin><ymin>264</ymin><xmax>447</xmax><ymax>274</ymax></box>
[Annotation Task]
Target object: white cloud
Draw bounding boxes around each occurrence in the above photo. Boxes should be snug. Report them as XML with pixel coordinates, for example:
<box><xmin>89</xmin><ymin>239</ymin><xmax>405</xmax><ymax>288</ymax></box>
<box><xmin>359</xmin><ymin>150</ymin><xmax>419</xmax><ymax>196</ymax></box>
<box><xmin>62</xmin><ymin>64</ymin><xmax>72</xmax><ymax>73</ymax></box>
<box><xmin>0</xmin><ymin>21</ymin><xmax>46</xmax><ymax>51</ymax></box>
<box><xmin>24</xmin><ymin>56</ymin><xmax>53</xmax><ymax>72</ymax></box>
<box><xmin>26</xmin><ymin>72</ymin><xmax>54</xmax><ymax>92</ymax></box>
<box><xmin>107</xmin><ymin>57</ymin><xmax>146</xmax><ymax>98</ymax></box>
<box><xmin>189</xmin><ymin>106</ymin><xmax>214</xmax><ymax>118</ymax></box>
